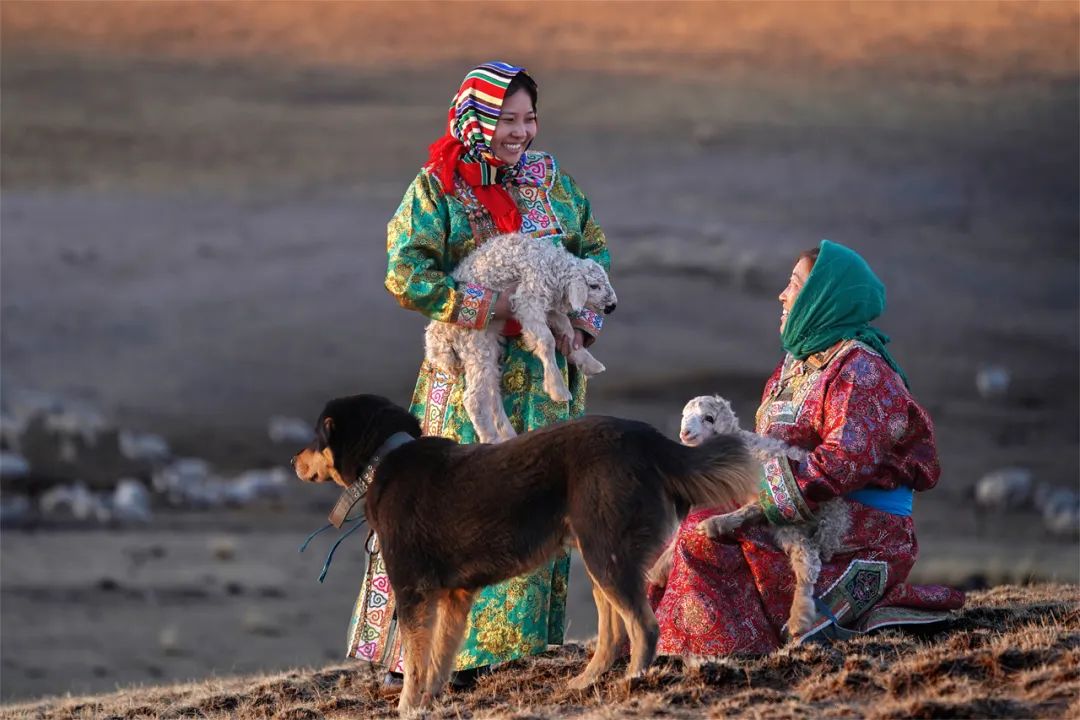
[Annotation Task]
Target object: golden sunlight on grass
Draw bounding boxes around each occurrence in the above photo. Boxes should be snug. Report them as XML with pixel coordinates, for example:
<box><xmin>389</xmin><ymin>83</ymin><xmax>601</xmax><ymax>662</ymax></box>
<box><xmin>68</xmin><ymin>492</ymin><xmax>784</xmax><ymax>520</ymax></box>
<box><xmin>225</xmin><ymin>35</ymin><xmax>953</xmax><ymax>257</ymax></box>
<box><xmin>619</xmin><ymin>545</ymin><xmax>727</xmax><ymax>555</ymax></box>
<box><xmin>3</xmin><ymin>1</ymin><xmax>1077</xmax><ymax>81</ymax></box>
<box><xmin>3</xmin><ymin>584</ymin><xmax>1076</xmax><ymax>720</ymax></box>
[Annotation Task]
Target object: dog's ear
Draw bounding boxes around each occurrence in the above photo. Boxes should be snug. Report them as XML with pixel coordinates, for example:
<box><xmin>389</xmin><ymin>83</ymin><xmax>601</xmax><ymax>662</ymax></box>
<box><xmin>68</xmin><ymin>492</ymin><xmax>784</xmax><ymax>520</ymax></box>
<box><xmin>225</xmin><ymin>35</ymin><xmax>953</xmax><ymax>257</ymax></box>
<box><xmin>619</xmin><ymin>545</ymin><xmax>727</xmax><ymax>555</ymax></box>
<box><xmin>316</xmin><ymin>417</ymin><xmax>334</xmax><ymax>449</ymax></box>
<box><xmin>566</xmin><ymin>276</ymin><xmax>588</xmax><ymax>312</ymax></box>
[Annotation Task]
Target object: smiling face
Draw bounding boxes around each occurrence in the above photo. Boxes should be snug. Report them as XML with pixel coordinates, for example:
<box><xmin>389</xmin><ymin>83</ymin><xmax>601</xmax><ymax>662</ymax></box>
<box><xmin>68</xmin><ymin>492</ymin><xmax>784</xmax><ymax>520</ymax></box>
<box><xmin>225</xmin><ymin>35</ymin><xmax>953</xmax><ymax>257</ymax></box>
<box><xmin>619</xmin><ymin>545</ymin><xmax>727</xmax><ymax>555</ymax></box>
<box><xmin>491</xmin><ymin>88</ymin><xmax>536</xmax><ymax>165</ymax></box>
<box><xmin>779</xmin><ymin>256</ymin><xmax>814</xmax><ymax>333</ymax></box>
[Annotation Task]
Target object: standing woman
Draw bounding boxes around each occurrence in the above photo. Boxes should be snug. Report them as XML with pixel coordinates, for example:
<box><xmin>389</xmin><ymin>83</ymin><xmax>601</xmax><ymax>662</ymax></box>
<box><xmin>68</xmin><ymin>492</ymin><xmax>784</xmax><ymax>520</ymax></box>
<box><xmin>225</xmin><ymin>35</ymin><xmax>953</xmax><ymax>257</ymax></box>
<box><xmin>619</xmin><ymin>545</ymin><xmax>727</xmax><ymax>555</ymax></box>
<box><xmin>346</xmin><ymin>62</ymin><xmax>610</xmax><ymax>682</ymax></box>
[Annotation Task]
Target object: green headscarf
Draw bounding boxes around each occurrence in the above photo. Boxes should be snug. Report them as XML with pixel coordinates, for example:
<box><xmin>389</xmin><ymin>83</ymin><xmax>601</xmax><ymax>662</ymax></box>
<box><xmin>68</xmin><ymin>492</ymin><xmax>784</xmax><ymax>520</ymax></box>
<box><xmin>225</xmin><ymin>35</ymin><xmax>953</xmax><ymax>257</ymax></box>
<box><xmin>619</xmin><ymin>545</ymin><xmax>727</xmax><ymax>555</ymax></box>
<box><xmin>780</xmin><ymin>240</ymin><xmax>909</xmax><ymax>387</ymax></box>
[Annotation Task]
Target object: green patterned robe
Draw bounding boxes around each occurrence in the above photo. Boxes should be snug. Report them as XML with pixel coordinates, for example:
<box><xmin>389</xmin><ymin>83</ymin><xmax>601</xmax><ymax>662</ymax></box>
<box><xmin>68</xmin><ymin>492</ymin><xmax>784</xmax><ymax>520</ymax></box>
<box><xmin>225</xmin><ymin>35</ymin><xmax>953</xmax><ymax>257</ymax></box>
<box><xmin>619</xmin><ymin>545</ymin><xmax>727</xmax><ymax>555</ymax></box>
<box><xmin>345</xmin><ymin>151</ymin><xmax>610</xmax><ymax>672</ymax></box>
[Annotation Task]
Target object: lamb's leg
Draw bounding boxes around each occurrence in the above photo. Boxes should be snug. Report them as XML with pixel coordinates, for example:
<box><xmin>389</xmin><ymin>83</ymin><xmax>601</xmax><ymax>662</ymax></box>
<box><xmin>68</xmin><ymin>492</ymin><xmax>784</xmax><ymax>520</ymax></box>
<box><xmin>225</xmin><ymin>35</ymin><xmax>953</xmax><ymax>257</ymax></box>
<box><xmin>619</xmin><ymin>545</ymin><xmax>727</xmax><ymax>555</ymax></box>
<box><xmin>568</xmin><ymin>348</ymin><xmax>605</xmax><ymax>376</ymax></box>
<box><xmin>645</xmin><ymin>541</ymin><xmax>675</xmax><ymax>588</ymax></box>
<box><xmin>461</xmin><ymin>334</ymin><xmax>511</xmax><ymax>443</ymax></box>
<box><xmin>491</xmin><ymin>387</ymin><xmax>517</xmax><ymax>442</ymax></box>
<box><xmin>697</xmin><ymin>502</ymin><xmax>765</xmax><ymax>539</ymax></box>
<box><xmin>546</xmin><ymin>310</ymin><xmax>575</xmax><ymax>347</ymax></box>
<box><xmin>547</xmin><ymin>310</ymin><xmax>605</xmax><ymax>375</ymax></box>
<box><xmin>518</xmin><ymin>304</ymin><xmax>571</xmax><ymax>402</ymax></box>
<box><xmin>775</xmin><ymin>531</ymin><xmax>822</xmax><ymax>637</ymax></box>
<box><xmin>811</xmin><ymin>499</ymin><xmax>851</xmax><ymax>562</ymax></box>
<box><xmin>424</xmin><ymin>324</ymin><xmax>460</xmax><ymax>375</ymax></box>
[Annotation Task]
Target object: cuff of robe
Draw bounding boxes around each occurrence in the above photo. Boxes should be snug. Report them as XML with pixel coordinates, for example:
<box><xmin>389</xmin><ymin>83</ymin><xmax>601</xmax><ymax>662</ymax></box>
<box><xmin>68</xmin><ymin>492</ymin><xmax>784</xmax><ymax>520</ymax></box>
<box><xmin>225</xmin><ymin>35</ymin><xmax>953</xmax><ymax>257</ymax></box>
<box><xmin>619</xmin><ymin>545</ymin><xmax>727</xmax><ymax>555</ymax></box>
<box><xmin>452</xmin><ymin>283</ymin><xmax>498</xmax><ymax>330</ymax></box>
<box><xmin>759</xmin><ymin>456</ymin><xmax>817</xmax><ymax>526</ymax></box>
<box><xmin>569</xmin><ymin>308</ymin><xmax>604</xmax><ymax>338</ymax></box>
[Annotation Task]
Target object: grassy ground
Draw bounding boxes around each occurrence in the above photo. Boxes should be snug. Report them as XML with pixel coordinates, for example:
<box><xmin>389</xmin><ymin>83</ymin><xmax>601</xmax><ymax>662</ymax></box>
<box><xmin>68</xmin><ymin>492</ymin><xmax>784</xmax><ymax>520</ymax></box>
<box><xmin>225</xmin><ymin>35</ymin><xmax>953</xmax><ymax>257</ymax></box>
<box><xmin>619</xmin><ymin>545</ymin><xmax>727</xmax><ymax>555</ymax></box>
<box><xmin>1</xmin><ymin>584</ymin><xmax>1076</xmax><ymax>719</ymax></box>
<box><xmin>1</xmin><ymin>0</ymin><xmax>1077</xmax><ymax>709</ymax></box>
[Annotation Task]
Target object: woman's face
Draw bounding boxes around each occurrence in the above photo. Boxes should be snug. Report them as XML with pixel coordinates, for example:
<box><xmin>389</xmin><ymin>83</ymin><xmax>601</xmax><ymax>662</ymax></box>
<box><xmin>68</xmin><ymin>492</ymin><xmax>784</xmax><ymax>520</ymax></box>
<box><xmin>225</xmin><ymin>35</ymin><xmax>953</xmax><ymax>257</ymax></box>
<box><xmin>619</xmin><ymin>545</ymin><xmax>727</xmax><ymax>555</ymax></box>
<box><xmin>491</xmin><ymin>89</ymin><xmax>536</xmax><ymax>165</ymax></box>
<box><xmin>779</xmin><ymin>257</ymin><xmax>814</xmax><ymax>332</ymax></box>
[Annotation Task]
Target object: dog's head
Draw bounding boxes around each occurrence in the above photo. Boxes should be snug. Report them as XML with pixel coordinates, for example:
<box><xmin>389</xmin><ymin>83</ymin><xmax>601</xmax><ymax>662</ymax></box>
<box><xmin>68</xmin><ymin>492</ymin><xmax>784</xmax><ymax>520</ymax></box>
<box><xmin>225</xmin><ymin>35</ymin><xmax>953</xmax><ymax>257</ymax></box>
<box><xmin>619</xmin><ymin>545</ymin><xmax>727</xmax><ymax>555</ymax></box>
<box><xmin>291</xmin><ymin>394</ymin><xmax>420</xmax><ymax>488</ymax></box>
<box><xmin>679</xmin><ymin>395</ymin><xmax>739</xmax><ymax>446</ymax></box>
<box><xmin>566</xmin><ymin>259</ymin><xmax>617</xmax><ymax>315</ymax></box>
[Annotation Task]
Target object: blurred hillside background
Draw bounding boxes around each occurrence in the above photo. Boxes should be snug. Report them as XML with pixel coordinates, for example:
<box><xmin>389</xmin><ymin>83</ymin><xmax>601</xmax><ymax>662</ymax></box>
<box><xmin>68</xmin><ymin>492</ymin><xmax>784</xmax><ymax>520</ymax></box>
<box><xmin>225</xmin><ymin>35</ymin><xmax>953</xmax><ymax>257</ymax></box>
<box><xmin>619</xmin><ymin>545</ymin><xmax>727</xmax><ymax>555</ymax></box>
<box><xmin>1</xmin><ymin>0</ymin><xmax>1077</xmax><ymax>704</ymax></box>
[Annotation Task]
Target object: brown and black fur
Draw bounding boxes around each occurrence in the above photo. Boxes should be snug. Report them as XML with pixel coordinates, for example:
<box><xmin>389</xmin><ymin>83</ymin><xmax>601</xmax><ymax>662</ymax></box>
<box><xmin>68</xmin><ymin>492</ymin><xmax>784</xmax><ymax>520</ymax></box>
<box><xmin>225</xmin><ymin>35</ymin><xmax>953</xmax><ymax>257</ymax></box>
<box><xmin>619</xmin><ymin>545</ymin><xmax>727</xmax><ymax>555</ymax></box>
<box><xmin>293</xmin><ymin>394</ymin><xmax>757</xmax><ymax>715</ymax></box>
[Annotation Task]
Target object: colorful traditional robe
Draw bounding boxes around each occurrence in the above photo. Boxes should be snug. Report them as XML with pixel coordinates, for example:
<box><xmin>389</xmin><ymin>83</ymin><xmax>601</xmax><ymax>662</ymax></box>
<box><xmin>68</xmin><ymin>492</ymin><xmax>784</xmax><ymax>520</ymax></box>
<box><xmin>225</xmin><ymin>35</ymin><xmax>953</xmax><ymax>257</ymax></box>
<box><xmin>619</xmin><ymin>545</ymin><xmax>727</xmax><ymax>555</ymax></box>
<box><xmin>347</xmin><ymin>151</ymin><xmax>609</xmax><ymax>672</ymax></box>
<box><xmin>653</xmin><ymin>339</ymin><xmax>964</xmax><ymax>655</ymax></box>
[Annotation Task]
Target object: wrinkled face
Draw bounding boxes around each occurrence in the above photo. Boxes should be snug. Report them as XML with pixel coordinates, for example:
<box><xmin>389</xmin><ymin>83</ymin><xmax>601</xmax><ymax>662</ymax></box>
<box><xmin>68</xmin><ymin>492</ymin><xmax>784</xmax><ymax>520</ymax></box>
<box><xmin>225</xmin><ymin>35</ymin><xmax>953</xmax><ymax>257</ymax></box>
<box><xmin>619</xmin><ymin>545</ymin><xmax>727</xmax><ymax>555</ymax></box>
<box><xmin>779</xmin><ymin>257</ymin><xmax>814</xmax><ymax>333</ymax></box>
<box><xmin>291</xmin><ymin>416</ymin><xmax>347</xmax><ymax>487</ymax></box>
<box><xmin>679</xmin><ymin>395</ymin><xmax>737</xmax><ymax>445</ymax></box>
<box><xmin>582</xmin><ymin>260</ymin><xmax>618</xmax><ymax>314</ymax></box>
<box><xmin>491</xmin><ymin>89</ymin><xmax>537</xmax><ymax>166</ymax></box>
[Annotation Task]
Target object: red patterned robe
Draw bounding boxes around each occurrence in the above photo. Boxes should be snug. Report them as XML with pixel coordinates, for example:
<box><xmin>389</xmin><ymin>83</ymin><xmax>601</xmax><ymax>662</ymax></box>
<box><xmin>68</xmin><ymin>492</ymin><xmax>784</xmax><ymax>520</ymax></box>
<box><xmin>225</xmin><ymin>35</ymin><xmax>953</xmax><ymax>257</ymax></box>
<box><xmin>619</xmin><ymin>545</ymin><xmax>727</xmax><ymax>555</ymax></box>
<box><xmin>652</xmin><ymin>340</ymin><xmax>964</xmax><ymax>656</ymax></box>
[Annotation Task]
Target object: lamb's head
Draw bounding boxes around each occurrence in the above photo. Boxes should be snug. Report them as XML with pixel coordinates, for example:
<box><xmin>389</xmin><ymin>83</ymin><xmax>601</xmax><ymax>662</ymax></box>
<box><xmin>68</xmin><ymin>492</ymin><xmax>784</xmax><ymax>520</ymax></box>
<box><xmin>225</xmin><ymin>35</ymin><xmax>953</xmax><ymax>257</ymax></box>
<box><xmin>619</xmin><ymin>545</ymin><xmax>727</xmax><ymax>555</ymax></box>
<box><xmin>679</xmin><ymin>395</ymin><xmax>740</xmax><ymax>446</ymax></box>
<box><xmin>565</xmin><ymin>259</ymin><xmax>617</xmax><ymax>315</ymax></box>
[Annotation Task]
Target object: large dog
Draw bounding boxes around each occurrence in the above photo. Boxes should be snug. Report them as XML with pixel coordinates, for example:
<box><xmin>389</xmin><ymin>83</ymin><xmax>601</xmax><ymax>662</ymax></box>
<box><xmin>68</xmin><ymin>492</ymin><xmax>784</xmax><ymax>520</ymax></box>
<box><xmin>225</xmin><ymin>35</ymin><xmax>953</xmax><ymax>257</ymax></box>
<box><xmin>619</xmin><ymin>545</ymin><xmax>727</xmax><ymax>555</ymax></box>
<box><xmin>293</xmin><ymin>394</ymin><xmax>757</xmax><ymax>714</ymax></box>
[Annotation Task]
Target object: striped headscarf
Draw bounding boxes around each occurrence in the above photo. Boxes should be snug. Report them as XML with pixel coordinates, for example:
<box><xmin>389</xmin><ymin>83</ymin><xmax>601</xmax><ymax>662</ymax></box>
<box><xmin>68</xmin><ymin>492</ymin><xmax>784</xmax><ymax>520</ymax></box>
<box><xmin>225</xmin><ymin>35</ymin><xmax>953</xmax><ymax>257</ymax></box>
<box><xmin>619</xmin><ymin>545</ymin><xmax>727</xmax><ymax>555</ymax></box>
<box><xmin>426</xmin><ymin>62</ymin><xmax>532</xmax><ymax>233</ymax></box>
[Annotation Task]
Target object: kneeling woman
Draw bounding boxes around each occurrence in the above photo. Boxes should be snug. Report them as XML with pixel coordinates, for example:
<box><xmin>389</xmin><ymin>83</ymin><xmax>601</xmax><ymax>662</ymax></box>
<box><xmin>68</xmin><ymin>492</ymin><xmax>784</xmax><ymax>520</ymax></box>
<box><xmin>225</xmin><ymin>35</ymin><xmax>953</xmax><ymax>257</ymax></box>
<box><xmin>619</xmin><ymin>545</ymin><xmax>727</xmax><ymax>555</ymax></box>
<box><xmin>652</xmin><ymin>240</ymin><xmax>963</xmax><ymax>655</ymax></box>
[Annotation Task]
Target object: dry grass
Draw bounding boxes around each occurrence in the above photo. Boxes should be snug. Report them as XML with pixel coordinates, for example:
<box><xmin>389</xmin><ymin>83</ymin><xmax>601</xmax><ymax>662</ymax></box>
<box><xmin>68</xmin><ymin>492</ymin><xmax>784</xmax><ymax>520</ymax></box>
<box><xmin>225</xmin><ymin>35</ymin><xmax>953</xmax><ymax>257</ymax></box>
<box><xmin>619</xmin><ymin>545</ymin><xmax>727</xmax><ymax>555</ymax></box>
<box><xmin>3</xmin><ymin>584</ymin><xmax>1076</xmax><ymax>719</ymax></box>
<box><xmin>2</xmin><ymin>1</ymin><xmax>1077</xmax><ymax>82</ymax></box>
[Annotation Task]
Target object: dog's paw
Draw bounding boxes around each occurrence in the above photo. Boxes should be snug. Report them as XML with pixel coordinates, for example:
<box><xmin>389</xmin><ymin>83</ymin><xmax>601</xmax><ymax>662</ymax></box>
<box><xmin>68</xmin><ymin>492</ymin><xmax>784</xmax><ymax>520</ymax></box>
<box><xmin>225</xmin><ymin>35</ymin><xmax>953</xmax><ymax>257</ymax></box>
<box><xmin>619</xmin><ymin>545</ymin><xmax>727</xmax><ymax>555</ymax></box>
<box><xmin>396</xmin><ymin>696</ymin><xmax>420</xmax><ymax>717</ymax></box>
<box><xmin>566</xmin><ymin>672</ymin><xmax>598</xmax><ymax>691</ymax></box>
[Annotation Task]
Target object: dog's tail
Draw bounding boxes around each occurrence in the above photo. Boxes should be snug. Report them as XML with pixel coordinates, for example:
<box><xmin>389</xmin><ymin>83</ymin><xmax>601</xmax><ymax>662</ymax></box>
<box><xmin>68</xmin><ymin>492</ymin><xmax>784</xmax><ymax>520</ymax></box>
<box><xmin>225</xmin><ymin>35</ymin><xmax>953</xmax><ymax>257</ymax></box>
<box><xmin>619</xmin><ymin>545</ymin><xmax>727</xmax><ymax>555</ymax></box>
<box><xmin>657</xmin><ymin>434</ymin><xmax>759</xmax><ymax>511</ymax></box>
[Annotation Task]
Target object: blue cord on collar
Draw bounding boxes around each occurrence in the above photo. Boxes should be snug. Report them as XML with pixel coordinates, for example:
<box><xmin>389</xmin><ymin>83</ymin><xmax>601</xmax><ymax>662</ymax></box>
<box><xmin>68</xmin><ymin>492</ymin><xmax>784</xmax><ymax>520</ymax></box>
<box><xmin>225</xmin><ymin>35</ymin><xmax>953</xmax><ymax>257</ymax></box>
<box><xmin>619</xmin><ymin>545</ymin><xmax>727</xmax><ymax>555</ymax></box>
<box><xmin>300</xmin><ymin>517</ymin><xmax>366</xmax><ymax>583</ymax></box>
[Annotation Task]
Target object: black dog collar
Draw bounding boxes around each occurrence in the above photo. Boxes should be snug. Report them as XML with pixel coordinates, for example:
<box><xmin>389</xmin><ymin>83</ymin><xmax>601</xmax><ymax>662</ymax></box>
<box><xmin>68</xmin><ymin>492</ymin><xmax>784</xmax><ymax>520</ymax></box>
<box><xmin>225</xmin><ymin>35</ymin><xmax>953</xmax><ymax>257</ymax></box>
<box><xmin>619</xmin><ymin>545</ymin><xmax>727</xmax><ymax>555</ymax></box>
<box><xmin>328</xmin><ymin>431</ymin><xmax>415</xmax><ymax>528</ymax></box>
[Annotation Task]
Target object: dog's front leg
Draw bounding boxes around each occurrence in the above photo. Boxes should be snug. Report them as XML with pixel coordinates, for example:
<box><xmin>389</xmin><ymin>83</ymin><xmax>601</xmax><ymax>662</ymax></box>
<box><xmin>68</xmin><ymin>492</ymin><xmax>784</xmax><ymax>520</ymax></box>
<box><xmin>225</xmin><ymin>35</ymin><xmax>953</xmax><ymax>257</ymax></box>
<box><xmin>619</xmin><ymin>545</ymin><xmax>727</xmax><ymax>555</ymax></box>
<box><xmin>424</xmin><ymin>588</ymin><xmax>477</xmax><ymax>701</ymax></box>
<box><xmin>395</xmin><ymin>590</ymin><xmax>438</xmax><ymax>716</ymax></box>
<box><xmin>697</xmin><ymin>502</ymin><xmax>764</xmax><ymax>539</ymax></box>
<box><xmin>568</xmin><ymin>585</ymin><xmax>620</xmax><ymax>690</ymax></box>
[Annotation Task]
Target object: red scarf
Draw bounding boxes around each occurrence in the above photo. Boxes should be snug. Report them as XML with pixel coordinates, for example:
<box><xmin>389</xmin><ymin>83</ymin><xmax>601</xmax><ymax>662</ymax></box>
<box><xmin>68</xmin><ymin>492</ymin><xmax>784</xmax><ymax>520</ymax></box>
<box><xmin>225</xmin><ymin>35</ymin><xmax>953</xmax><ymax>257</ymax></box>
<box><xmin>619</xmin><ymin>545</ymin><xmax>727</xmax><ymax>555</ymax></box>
<box><xmin>425</xmin><ymin>134</ymin><xmax>522</xmax><ymax>235</ymax></box>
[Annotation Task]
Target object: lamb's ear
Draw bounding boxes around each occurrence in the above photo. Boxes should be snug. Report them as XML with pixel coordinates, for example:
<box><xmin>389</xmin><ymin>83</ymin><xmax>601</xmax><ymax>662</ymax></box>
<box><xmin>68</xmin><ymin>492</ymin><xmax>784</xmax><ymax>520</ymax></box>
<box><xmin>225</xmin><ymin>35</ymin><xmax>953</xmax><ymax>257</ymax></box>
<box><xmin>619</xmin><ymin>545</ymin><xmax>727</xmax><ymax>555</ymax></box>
<box><xmin>566</xmin><ymin>276</ymin><xmax>588</xmax><ymax>312</ymax></box>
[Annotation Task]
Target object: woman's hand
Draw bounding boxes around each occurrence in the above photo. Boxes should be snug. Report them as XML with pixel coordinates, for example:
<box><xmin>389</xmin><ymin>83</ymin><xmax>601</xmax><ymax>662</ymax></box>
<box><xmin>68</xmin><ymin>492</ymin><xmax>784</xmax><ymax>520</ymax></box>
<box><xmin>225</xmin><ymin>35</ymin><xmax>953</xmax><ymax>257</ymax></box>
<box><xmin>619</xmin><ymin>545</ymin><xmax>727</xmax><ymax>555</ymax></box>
<box><xmin>556</xmin><ymin>329</ymin><xmax>585</xmax><ymax>357</ymax></box>
<box><xmin>492</xmin><ymin>284</ymin><xmax>519</xmax><ymax>322</ymax></box>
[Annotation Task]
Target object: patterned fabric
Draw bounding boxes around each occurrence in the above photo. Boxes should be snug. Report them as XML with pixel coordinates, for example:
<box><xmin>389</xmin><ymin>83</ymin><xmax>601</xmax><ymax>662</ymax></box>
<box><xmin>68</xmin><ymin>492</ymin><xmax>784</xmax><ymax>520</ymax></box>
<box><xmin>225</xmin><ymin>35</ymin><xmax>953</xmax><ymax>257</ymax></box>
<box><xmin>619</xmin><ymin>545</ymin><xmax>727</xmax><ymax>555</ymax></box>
<box><xmin>352</xmin><ymin>150</ymin><xmax>610</xmax><ymax>672</ymax></box>
<box><xmin>456</xmin><ymin>282</ymin><xmax>498</xmax><ymax>330</ymax></box>
<box><xmin>652</xmin><ymin>340</ymin><xmax>964</xmax><ymax>656</ymax></box>
<box><xmin>449</xmin><ymin>61</ymin><xmax>523</xmax><ymax>154</ymax></box>
<box><xmin>755</xmin><ymin>341</ymin><xmax>939</xmax><ymax>524</ymax></box>
<box><xmin>569</xmin><ymin>308</ymin><xmax>604</xmax><ymax>337</ymax></box>
<box><xmin>384</xmin><ymin>152</ymin><xmax>608</xmax><ymax>336</ymax></box>
<box><xmin>347</xmin><ymin>534</ymin><xmax>404</xmax><ymax>673</ymax></box>
<box><xmin>426</xmin><ymin>62</ymin><xmax>530</xmax><ymax>234</ymax></box>
<box><xmin>782</xmin><ymin>239</ymin><xmax>908</xmax><ymax>388</ymax></box>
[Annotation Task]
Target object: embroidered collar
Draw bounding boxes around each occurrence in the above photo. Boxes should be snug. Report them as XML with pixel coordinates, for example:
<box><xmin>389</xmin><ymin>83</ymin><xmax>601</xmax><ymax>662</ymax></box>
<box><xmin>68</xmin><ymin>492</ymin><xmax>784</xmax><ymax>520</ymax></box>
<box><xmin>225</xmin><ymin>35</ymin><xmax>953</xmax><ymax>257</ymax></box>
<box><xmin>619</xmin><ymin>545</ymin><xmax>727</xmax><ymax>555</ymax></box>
<box><xmin>327</xmin><ymin>432</ymin><xmax>415</xmax><ymax>528</ymax></box>
<box><xmin>803</xmin><ymin>340</ymin><xmax>850</xmax><ymax>371</ymax></box>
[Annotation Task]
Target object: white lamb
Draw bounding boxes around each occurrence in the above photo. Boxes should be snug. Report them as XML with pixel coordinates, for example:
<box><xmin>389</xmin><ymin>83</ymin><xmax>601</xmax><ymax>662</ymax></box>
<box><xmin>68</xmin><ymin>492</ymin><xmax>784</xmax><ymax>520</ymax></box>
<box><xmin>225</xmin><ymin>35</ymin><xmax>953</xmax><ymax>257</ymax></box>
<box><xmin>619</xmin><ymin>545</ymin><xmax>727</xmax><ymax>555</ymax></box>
<box><xmin>647</xmin><ymin>395</ymin><xmax>849</xmax><ymax>638</ymax></box>
<box><xmin>424</xmin><ymin>233</ymin><xmax>617</xmax><ymax>444</ymax></box>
